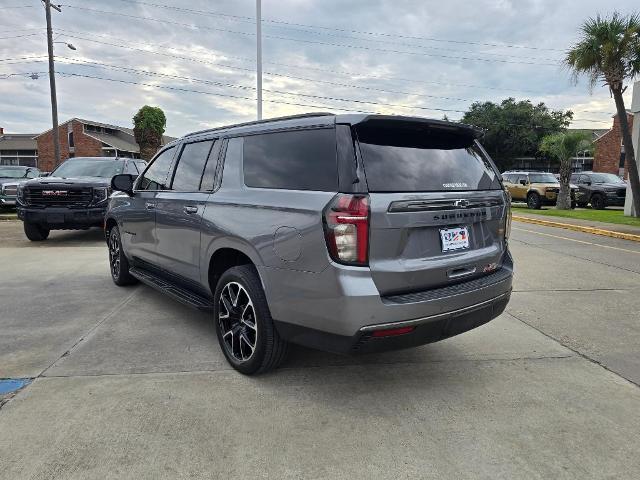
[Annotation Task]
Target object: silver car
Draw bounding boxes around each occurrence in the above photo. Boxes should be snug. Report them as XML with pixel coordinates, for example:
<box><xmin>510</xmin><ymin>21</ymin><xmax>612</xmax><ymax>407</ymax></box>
<box><xmin>105</xmin><ymin>113</ymin><xmax>513</xmax><ymax>374</ymax></box>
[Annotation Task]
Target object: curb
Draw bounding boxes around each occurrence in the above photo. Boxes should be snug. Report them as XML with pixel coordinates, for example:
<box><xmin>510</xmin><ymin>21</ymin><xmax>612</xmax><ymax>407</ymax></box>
<box><xmin>0</xmin><ymin>217</ymin><xmax>18</xmax><ymax>222</ymax></box>
<box><xmin>512</xmin><ymin>215</ymin><xmax>640</xmax><ymax>243</ymax></box>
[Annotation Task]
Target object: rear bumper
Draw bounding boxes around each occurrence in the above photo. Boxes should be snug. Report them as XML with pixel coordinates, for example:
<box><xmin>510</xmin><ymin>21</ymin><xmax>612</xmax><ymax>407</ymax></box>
<box><xmin>262</xmin><ymin>250</ymin><xmax>513</xmax><ymax>353</ymax></box>
<box><xmin>17</xmin><ymin>206</ymin><xmax>106</xmax><ymax>229</ymax></box>
<box><xmin>274</xmin><ymin>290</ymin><xmax>510</xmax><ymax>354</ymax></box>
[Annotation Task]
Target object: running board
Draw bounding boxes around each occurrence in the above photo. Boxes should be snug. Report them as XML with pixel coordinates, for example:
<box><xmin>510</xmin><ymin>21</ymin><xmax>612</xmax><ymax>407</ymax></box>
<box><xmin>129</xmin><ymin>267</ymin><xmax>214</xmax><ymax>312</ymax></box>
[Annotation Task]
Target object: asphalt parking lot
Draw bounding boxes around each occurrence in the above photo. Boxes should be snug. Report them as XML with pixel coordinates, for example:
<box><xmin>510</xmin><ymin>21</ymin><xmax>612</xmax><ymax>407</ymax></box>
<box><xmin>1</xmin><ymin>220</ymin><xmax>639</xmax><ymax>479</ymax></box>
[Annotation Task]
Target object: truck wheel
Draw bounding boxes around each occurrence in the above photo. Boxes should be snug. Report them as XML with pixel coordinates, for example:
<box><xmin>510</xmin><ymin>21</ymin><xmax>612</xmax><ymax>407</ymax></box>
<box><xmin>527</xmin><ymin>192</ymin><xmax>542</xmax><ymax>209</ymax></box>
<box><xmin>214</xmin><ymin>265</ymin><xmax>289</xmax><ymax>375</ymax></box>
<box><xmin>23</xmin><ymin>222</ymin><xmax>49</xmax><ymax>241</ymax></box>
<box><xmin>591</xmin><ymin>194</ymin><xmax>606</xmax><ymax>210</ymax></box>
<box><xmin>108</xmin><ymin>226</ymin><xmax>137</xmax><ymax>286</ymax></box>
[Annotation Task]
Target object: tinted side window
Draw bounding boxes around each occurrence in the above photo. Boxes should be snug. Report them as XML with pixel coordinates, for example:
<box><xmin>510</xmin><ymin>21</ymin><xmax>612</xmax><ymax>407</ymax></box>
<box><xmin>138</xmin><ymin>147</ymin><xmax>175</xmax><ymax>190</ymax></box>
<box><xmin>243</xmin><ymin>128</ymin><xmax>337</xmax><ymax>191</ymax></box>
<box><xmin>171</xmin><ymin>140</ymin><xmax>214</xmax><ymax>191</ymax></box>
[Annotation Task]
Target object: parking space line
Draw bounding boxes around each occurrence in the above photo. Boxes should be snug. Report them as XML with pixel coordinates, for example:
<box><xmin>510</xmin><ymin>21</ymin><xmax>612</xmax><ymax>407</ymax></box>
<box><xmin>513</xmin><ymin>227</ymin><xmax>640</xmax><ymax>255</ymax></box>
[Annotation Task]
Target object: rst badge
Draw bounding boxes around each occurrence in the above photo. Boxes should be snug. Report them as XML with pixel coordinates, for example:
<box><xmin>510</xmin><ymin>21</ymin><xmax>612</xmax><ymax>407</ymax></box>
<box><xmin>42</xmin><ymin>190</ymin><xmax>68</xmax><ymax>196</ymax></box>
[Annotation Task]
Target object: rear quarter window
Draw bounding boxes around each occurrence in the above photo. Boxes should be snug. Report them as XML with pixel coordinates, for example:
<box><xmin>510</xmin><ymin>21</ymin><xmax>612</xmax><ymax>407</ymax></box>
<box><xmin>243</xmin><ymin>128</ymin><xmax>337</xmax><ymax>191</ymax></box>
<box><xmin>355</xmin><ymin>125</ymin><xmax>501</xmax><ymax>193</ymax></box>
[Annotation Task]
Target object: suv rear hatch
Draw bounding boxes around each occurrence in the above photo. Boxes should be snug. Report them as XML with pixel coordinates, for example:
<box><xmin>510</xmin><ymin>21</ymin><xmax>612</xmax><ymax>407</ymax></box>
<box><xmin>353</xmin><ymin>117</ymin><xmax>508</xmax><ymax>296</ymax></box>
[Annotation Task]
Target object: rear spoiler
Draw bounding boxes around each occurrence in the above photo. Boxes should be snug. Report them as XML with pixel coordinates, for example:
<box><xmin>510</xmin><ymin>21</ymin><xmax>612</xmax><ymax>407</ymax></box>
<box><xmin>348</xmin><ymin>115</ymin><xmax>484</xmax><ymax>139</ymax></box>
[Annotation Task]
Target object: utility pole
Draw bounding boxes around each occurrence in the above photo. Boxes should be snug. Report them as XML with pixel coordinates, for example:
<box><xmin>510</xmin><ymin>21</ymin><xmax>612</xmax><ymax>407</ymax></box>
<box><xmin>256</xmin><ymin>0</ymin><xmax>262</xmax><ymax>120</ymax></box>
<box><xmin>44</xmin><ymin>0</ymin><xmax>61</xmax><ymax>166</ymax></box>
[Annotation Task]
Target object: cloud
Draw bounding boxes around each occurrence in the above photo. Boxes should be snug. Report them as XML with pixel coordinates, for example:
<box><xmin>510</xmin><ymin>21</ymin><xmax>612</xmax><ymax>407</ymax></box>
<box><xmin>0</xmin><ymin>0</ymin><xmax>637</xmax><ymax>137</ymax></box>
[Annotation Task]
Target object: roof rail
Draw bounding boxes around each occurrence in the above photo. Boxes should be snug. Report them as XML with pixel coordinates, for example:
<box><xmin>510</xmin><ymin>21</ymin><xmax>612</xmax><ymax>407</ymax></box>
<box><xmin>183</xmin><ymin>112</ymin><xmax>334</xmax><ymax>138</ymax></box>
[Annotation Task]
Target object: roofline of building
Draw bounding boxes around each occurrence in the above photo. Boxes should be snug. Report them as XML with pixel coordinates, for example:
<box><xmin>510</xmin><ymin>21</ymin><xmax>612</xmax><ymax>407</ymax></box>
<box><xmin>81</xmin><ymin>132</ymin><xmax>138</xmax><ymax>153</ymax></box>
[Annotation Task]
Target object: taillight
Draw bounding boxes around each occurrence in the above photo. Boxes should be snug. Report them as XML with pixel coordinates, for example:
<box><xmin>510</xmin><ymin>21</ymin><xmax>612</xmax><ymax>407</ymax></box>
<box><xmin>323</xmin><ymin>194</ymin><xmax>369</xmax><ymax>266</ymax></box>
<box><xmin>504</xmin><ymin>195</ymin><xmax>512</xmax><ymax>241</ymax></box>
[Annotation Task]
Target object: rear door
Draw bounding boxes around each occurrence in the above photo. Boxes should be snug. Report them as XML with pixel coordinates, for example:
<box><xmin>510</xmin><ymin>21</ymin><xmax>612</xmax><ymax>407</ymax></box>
<box><xmin>353</xmin><ymin>120</ymin><xmax>507</xmax><ymax>296</ymax></box>
<box><xmin>154</xmin><ymin>138</ymin><xmax>218</xmax><ymax>283</ymax></box>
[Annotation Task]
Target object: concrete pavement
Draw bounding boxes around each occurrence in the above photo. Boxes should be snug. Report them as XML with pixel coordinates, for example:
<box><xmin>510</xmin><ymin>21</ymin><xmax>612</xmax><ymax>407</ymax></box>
<box><xmin>0</xmin><ymin>221</ymin><xmax>639</xmax><ymax>479</ymax></box>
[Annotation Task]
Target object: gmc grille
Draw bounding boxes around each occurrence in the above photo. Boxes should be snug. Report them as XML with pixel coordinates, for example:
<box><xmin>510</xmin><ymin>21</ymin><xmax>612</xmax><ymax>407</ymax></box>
<box><xmin>3</xmin><ymin>185</ymin><xmax>18</xmax><ymax>196</ymax></box>
<box><xmin>23</xmin><ymin>186</ymin><xmax>93</xmax><ymax>207</ymax></box>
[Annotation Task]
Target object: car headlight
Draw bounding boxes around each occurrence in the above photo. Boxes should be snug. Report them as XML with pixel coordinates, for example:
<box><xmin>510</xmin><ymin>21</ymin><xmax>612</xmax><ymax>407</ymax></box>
<box><xmin>16</xmin><ymin>185</ymin><xmax>25</xmax><ymax>204</ymax></box>
<box><xmin>92</xmin><ymin>187</ymin><xmax>110</xmax><ymax>204</ymax></box>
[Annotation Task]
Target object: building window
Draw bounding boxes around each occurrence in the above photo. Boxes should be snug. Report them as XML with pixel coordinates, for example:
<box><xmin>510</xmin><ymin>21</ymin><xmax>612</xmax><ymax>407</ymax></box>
<box><xmin>68</xmin><ymin>131</ymin><xmax>74</xmax><ymax>148</ymax></box>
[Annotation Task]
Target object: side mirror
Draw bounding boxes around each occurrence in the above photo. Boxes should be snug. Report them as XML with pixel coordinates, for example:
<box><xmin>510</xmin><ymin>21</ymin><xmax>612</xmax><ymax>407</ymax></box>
<box><xmin>111</xmin><ymin>174</ymin><xmax>135</xmax><ymax>195</ymax></box>
<box><xmin>519</xmin><ymin>179</ymin><xmax>527</xmax><ymax>186</ymax></box>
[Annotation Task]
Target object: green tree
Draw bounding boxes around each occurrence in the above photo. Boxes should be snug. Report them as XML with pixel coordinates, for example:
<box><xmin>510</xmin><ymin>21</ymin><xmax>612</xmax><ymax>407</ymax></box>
<box><xmin>133</xmin><ymin>105</ymin><xmax>167</xmax><ymax>161</ymax></box>
<box><xmin>540</xmin><ymin>131</ymin><xmax>592</xmax><ymax>209</ymax></box>
<box><xmin>461</xmin><ymin>98</ymin><xmax>573</xmax><ymax>171</ymax></box>
<box><xmin>565</xmin><ymin>12</ymin><xmax>640</xmax><ymax>216</ymax></box>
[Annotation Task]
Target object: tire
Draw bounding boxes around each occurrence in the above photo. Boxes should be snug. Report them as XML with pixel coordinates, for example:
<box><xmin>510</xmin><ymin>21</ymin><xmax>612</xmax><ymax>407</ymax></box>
<box><xmin>23</xmin><ymin>222</ymin><xmax>49</xmax><ymax>241</ymax></box>
<box><xmin>527</xmin><ymin>192</ymin><xmax>542</xmax><ymax>209</ymax></box>
<box><xmin>591</xmin><ymin>194</ymin><xmax>606</xmax><ymax>210</ymax></box>
<box><xmin>107</xmin><ymin>226</ymin><xmax>137</xmax><ymax>286</ymax></box>
<box><xmin>214</xmin><ymin>265</ymin><xmax>289</xmax><ymax>375</ymax></box>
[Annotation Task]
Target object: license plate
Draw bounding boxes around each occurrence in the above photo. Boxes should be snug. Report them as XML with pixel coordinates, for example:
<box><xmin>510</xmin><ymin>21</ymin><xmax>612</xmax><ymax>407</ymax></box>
<box><xmin>47</xmin><ymin>214</ymin><xmax>65</xmax><ymax>224</ymax></box>
<box><xmin>440</xmin><ymin>226</ymin><xmax>470</xmax><ymax>252</ymax></box>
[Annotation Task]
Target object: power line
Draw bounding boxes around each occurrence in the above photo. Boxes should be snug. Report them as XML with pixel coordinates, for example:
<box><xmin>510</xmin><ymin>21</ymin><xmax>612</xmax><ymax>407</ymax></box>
<box><xmin>58</xmin><ymin>4</ymin><xmax>559</xmax><ymax>67</ymax></box>
<box><xmin>0</xmin><ymin>70</ymin><xmax>613</xmax><ymax>126</ymax></box>
<box><xmin>54</xmin><ymin>70</ymin><xmax>379</xmax><ymax>114</ymax></box>
<box><xmin>99</xmin><ymin>0</ymin><xmax>562</xmax><ymax>63</ymax></box>
<box><xmin>0</xmin><ymin>55</ymin><xmax>49</xmax><ymax>62</ymax></box>
<box><xmin>107</xmin><ymin>0</ymin><xmax>565</xmax><ymax>52</ymax></box>
<box><xmin>0</xmin><ymin>32</ymin><xmax>42</xmax><ymax>40</ymax></box>
<box><xmin>53</xmin><ymin>56</ymin><xmax>468</xmax><ymax>114</ymax></box>
<box><xmin>55</xmin><ymin>27</ymin><xmax>568</xmax><ymax>97</ymax></box>
<box><xmin>54</xmin><ymin>32</ymin><xmax>554</xmax><ymax>110</ymax></box>
<box><xmin>55</xmin><ymin>27</ymin><xmax>555</xmax><ymax>95</ymax></box>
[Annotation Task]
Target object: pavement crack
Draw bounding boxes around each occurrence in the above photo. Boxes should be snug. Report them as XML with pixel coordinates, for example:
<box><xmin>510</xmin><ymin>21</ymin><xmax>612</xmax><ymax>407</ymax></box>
<box><xmin>38</xmin><ymin>286</ymin><xmax>141</xmax><ymax>378</ymax></box>
<box><xmin>506</xmin><ymin>311</ymin><xmax>640</xmax><ymax>389</ymax></box>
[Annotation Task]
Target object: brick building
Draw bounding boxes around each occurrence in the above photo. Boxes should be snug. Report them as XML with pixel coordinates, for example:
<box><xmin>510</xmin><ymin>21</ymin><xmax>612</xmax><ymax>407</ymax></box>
<box><xmin>35</xmin><ymin>118</ymin><xmax>174</xmax><ymax>172</ymax></box>
<box><xmin>593</xmin><ymin>111</ymin><xmax>634</xmax><ymax>177</ymax></box>
<box><xmin>0</xmin><ymin>128</ymin><xmax>38</xmax><ymax>167</ymax></box>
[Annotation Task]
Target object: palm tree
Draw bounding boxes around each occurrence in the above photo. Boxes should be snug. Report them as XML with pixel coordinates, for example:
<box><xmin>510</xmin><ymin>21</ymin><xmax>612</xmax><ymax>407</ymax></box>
<box><xmin>540</xmin><ymin>131</ymin><xmax>592</xmax><ymax>209</ymax></box>
<box><xmin>133</xmin><ymin>106</ymin><xmax>167</xmax><ymax>161</ymax></box>
<box><xmin>565</xmin><ymin>12</ymin><xmax>640</xmax><ymax>216</ymax></box>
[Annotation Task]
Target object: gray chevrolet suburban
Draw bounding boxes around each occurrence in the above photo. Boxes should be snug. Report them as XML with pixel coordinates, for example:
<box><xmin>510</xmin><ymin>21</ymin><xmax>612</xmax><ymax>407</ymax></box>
<box><xmin>105</xmin><ymin>113</ymin><xmax>513</xmax><ymax>374</ymax></box>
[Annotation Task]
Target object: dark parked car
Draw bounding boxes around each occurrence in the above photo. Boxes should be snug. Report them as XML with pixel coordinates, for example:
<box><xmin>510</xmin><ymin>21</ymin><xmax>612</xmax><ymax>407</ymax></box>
<box><xmin>105</xmin><ymin>113</ymin><xmax>513</xmax><ymax>374</ymax></box>
<box><xmin>570</xmin><ymin>172</ymin><xmax>627</xmax><ymax>209</ymax></box>
<box><xmin>0</xmin><ymin>165</ymin><xmax>40</xmax><ymax>208</ymax></box>
<box><xmin>17</xmin><ymin>157</ymin><xmax>146</xmax><ymax>241</ymax></box>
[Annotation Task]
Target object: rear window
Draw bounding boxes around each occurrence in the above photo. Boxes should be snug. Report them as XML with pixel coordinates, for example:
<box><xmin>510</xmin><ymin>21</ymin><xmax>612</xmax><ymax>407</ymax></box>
<box><xmin>355</xmin><ymin>125</ymin><xmax>501</xmax><ymax>192</ymax></box>
<box><xmin>243</xmin><ymin>128</ymin><xmax>337</xmax><ymax>191</ymax></box>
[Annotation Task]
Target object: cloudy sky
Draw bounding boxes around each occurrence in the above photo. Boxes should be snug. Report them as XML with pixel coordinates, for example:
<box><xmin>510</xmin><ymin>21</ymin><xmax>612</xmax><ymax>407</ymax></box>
<box><xmin>0</xmin><ymin>0</ymin><xmax>638</xmax><ymax>137</ymax></box>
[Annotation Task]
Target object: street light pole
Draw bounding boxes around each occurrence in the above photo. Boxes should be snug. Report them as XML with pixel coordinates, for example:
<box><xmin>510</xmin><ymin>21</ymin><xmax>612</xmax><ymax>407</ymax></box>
<box><xmin>44</xmin><ymin>0</ymin><xmax>61</xmax><ymax>166</ymax></box>
<box><xmin>256</xmin><ymin>0</ymin><xmax>262</xmax><ymax>120</ymax></box>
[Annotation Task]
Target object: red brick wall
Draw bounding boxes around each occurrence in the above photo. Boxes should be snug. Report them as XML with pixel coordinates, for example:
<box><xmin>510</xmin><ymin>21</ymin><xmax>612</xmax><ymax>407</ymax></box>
<box><xmin>593</xmin><ymin>113</ymin><xmax>634</xmax><ymax>177</ymax></box>
<box><xmin>36</xmin><ymin>120</ymin><xmax>103</xmax><ymax>172</ymax></box>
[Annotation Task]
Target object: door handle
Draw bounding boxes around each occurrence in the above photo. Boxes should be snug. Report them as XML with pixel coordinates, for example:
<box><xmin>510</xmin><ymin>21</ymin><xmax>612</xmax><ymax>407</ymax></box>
<box><xmin>447</xmin><ymin>266</ymin><xmax>477</xmax><ymax>279</ymax></box>
<box><xmin>183</xmin><ymin>205</ymin><xmax>199</xmax><ymax>214</ymax></box>
<box><xmin>145</xmin><ymin>202</ymin><xmax>155</xmax><ymax>210</ymax></box>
